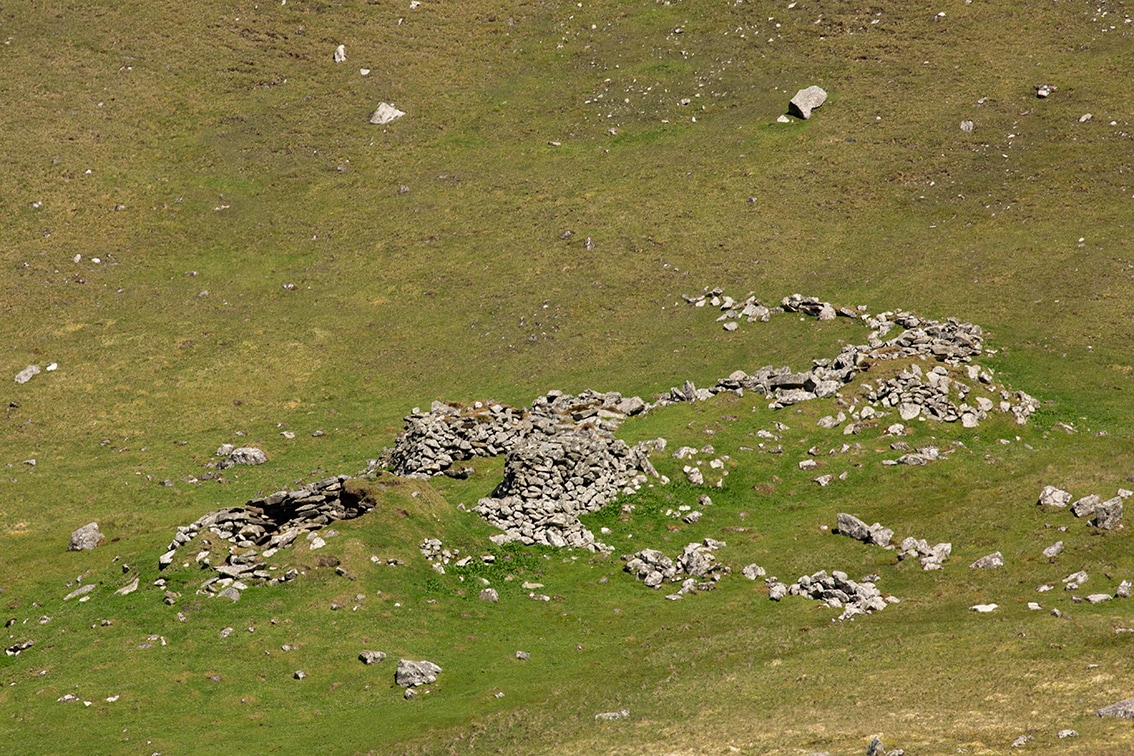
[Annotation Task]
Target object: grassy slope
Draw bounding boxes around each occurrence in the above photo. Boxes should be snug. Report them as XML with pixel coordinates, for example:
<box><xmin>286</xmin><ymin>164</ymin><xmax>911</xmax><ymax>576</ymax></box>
<box><xmin>1</xmin><ymin>0</ymin><xmax>1134</xmax><ymax>752</ymax></box>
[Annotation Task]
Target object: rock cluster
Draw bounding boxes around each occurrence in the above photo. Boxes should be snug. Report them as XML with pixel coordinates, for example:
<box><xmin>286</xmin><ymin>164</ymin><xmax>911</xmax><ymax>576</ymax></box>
<box><xmin>866</xmin><ymin>363</ymin><xmax>1037</xmax><ymax>427</ymax></box>
<box><xmin>897</xmin><ymin>537</ymin><xmax>952</xmax><ymax>570</ymax></box>
<box><xmin>783</xmin><ymin>569</ymin><xmax>891</xmax><ymax>621</ymax></box>
<box><xmin>159</xmin><ymin>475</ymin><xmax>370</xmax><ymax>594</ymax></box>
<box><xmin>623</xmin><ymin>539</ymin><xmax>729</xmax><ymax>596</ymax></box>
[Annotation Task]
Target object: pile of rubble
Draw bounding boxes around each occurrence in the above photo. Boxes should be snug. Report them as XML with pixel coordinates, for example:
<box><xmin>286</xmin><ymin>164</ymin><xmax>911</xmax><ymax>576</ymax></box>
<box><xmin>864</xmin><ymin>363</ymin><xmax>1038</xmax><ymax>427</ymax></box>
<box><xmin>158</xmin><ymin>475</ymin><xmax>368</xmax><ymax>591</ymax></box>
<box><xmin>623</xmin><ymin>539</ymin><xmax>729</xmax><ymax>597</ymax></box>
<box><xmin>475</xmin><ymin>422</ymin><xmax>656</xmax><ymax>551</ymax></box>
<box><xmin>768</xmin><ymin>569</ymin><xmax>893</xmax><ymax>621</ymax></box>
<box><xmin>383</xmin><ymin>390</ymin><xmax>648</xmax><ymax>479</ymax></box>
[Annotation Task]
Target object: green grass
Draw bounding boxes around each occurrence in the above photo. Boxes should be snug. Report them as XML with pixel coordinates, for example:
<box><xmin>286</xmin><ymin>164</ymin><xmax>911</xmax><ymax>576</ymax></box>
<box><xmin>2</xmin><ymin>0</ymin><xmax>1134</xmax><ymax>752</ymax></box>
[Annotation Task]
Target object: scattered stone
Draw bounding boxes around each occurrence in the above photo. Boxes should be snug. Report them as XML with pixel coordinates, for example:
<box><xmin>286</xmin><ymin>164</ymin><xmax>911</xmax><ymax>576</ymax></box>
<box><xmin>1078</xmin><ymin>114</ymin><xmax>1092</xmax><ymax>123</ymax></box>
<box><xmin>1085</xmin><ymin>594</ymin><xmax>1112</xmax><ymax>604</ymax></box>
<box><xmin>294</xmin><ymin>670</ymin><xmax>306</xmax><ymax>680</ymax></box>
<box><xmin>1062</xmin><ymin>570</ymin><xmax>1089</xmax><ymax>589</ymax></box>
<box><xmin>69</xmin><ymin>522</ymin><xmax>105</xmax><ymax>551</ymax></box>
<box><xmin>971</xmin><ymin>603</ymin><xmax>998</xmax><ymax>613</ymax></box>
<box><xmin>395</xmin><ymin>659</ymin><xmax>442</xmax><ymax>687</ymax></box>
<box><xmin>359</xmin><ymin>651</ymin><xmax>387</xmax><ymax>665</ymax></box>
<box><xmin>5</xmin><ymin>640</ymin><xmax>33</xmax><ymax>657</ymax></box>
<box><xmin>1042</xmin><ymin>541</ymin><xmax>1063</xmax><ymax>558</ymax></box>
<box><xmin>897</xmin><ymin>537</ymin><xmax>952</xmax><ymax>570</ymax></box>
<box><xmin>370</xmin><ymin>102</ymin><xmax>406</xmax><ymax>125</ymax></box>
<box><xmin>595</xmin><ymin>709</ymin><xmax>630</xmax><ymax>721</ymax></box>
<box><xmin>970</xmin><ymin>552</ymin><xmax>1004</xmax><ymax>569</ymax></box>
<box><xmin>14</xmin><ymin>365</ymin><xmax>41</xmax><ymax>384</ymax></box>
<box><xmin>1117</xmin><ymin>580</ymin><xmax>1132</xmax><ymax>599</ymax></box>
<box><xmin>1034</xmin><ymin>83</ymin><xmax>1056</xmax><ymax>98</ymax></box>
<box><xmin>64</xmin><ymin>584</ymin><xmax>97</xmax><ymax>601</ymax></box>
<box><xmin>115</xmin><ymin>577</ymin><xmax>139</xmax><ymax>596</ymax></box>
<box><xmin>788</xmin><ymin>85</ymin><xmax>828</xmax><ymax>120</ymax></box>
<box><xmin>1010</xmin><ymin>734</ymin><xmax>1032</xmax><ymax>748</ymax></box>
<box><xmin>479</xmin><ymin>588</ymin><xmax>499</xmax><ymax>603</ymax></box>
<box><xmin>1057</xmin><ymin>729</ymin><xmax>1078</xmax><ymax>739</ymax></box>
<box><xmin>960</xmin><ymin>120</ymin><xmax>974</xmax><ymax>133</ymax></box>
<box><xmin>623</xmin><ymin>539</ymin><xmax>728</xmax><ymax>591</ymax></box>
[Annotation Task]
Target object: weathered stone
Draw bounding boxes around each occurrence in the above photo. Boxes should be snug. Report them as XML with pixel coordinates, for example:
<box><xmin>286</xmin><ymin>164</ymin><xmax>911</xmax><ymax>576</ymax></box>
<box><xmin>69</xmin><ymin>522</ymin><xmax>104</xmax><ymax>551</ymax></box>
<box><xmin>227</xmin><ymin>447</ymin><xmax>268</xmax><ymax>466</ymax></box>
<box><xmin>333</xmin><ymin>44</ymin><xmax>346</xmax><ymax>63</ymax></box>
<box><xmin>788</xmin><ymin>86</ymin><xmax>828</xmax><ymax>120</ymax></box>
<box><xmin>14</xmin><ymin>365</ymin><xmax>41</xmax><ymax>384</ymax></box>
<box><xmin>1042</xmin><ymin>541</ymin><xmax>1063</xmax><ymax>559</ymax></box>
<box><xmin>1092</xmin><ymin>497</ymin><xmax>1123</xmax><ymax>530</ymax></box>
<box><xmin>64</xmin><ymin>583</ymin><xmax>97</xmax><ymax>601</ymax></box>
<box><xmin>970</xmin><ymin>552</ymin><xmax>1004</xmax><ymax>569</ymax></box>
<box><xmin>479</xmin><ymin>588</ymin><xmax>499</xmax><ymax>603</ymax></box>
<box><xmin>836</xmin><ymin>513</ymin><xmax>871</xmax><ymax>541</ymax></box>
<box><xmin>359</xmin><ymin>651</ymin><xmax>387</xmax><ymax>665</ymax></box>
<box><xmin>395</xmin><ymin>659</ymin><xmax>442</xmax><ymax>687</ymax></box>
<box><xmin>1037</xmin><ymin>485</ymin><xmax>1071</xmax><ymax>508</ymax></box>
<box><xmin>742</xmin><ymin>564</ymin><xmax>766</xmax><ymax>580</ymax></box>
<box><xmin>1097</xmin><ymin>699</ymin><xmax>1134</xmax><ymax>719</ymax></box>
<box><xmin>1071</xmin><ymin>494</ymin><xmax>1100</xmax><ymax>518</ymax></box>
<box><xmin>370</xmin><ymin>102</ymin><xmax>405</xmax><ymax>125</ymax></box>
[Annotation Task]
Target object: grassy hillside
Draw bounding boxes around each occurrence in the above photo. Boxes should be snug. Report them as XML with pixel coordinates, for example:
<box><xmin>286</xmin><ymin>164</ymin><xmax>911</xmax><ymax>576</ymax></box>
<box><xmin>2</xmin><ymin>0</ymin><xmax>1134</xmax><ymax>752</ymax></box>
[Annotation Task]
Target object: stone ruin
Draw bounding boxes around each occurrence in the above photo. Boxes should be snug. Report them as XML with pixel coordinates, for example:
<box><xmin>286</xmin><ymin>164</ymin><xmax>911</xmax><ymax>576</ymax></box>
<box><xmin>379</xmin><ymin>389</ymin><xmax>658</xmax><ymax>551</ymax></box>
<box><xmin>678</xmin><ymin>290</ymin><xmax>1040</xmax><ymax>426</ymax></box>
<box><xmin>155</xmin><ymin>291</ymin><xmax>1048</xmax><ymax>606</ymax></box>
<box><xmin>158</xmin><ymin>475</ymin><xmax>370</xmax><ymax>597</ymax></box>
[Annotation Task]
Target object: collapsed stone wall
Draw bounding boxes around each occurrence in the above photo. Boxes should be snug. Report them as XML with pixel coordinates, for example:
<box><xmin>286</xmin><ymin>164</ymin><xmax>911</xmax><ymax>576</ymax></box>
<box><xmin>158</xmin><ymin>475</ymin><xmax>370</xmax><ymax>596</ymax></box>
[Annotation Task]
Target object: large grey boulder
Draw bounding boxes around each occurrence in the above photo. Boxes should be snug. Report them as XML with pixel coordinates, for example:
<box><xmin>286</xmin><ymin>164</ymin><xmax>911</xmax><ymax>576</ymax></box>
<box><xmin>219</xmin><ymin>447</ymin><xmax>268</xmax><ymax>468</ymax></box>
<box><xmin>69</xmin><ymin>522</ymin><xmax>104</xmax><ymax>551</ymax></box>
<box><xmin>970</xmin><ymin>552</ymin><xmax>1004</xmax><ymax>569</ymax></box>
<box><xmin>1097</xmin><ymin>699</ymin><xmax>1134</xmax><ymax>718</ymax></box>
<box><xmin>395</xmin><ymin>659</ymin><xmax>442</xmax><ymax>687</ymax></box>
<box><xmin>1037</xmin><ymin>485</ymin><xmax>1071</xmax><ymax>508</ymax></box>
<box><xmin>370</xmin><ymin>103</ymin><xmax>405</xmax><ymax>125</ymax></box>
<box><xmin>788</xmin><ymin>85</ymin><xmax>828</xmax><ymax>120</ymax></box>
<box><xmin>836</xmin><ymin>513</ymin><xmax>871</xmax><ymax>541</ymax></box>
<box><xmin>1071</xmin><ymin>493</ymin><xmax>1100</xmax><ymax>518</ymax></box>
<box><xmin>1092</xmin><ymin>497</ymin><xmax>1123</xmax><ymax>530</ymax></box>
